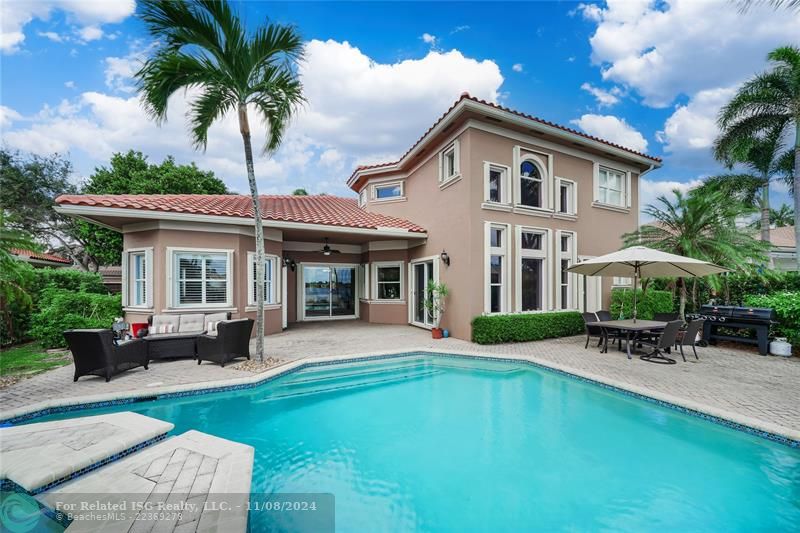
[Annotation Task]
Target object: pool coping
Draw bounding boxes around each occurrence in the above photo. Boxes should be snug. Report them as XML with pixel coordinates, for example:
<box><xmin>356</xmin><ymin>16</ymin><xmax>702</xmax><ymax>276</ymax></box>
<box><xmin>2</xmin><ymin>348</ymin><xmax>798</xmax><ymax>448</ymax></box>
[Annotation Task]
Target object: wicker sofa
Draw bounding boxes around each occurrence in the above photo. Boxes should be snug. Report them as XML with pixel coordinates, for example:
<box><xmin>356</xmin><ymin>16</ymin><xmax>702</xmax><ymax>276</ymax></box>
<box><xmin>143</xmin><ymin>312</ymin><xmax>231</xmax><ymax>360</ymax></box>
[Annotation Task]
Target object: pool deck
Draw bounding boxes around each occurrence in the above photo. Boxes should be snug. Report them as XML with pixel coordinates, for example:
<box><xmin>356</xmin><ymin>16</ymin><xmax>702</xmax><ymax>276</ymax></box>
<box><xmin>1</xmin><ymin>322</ymin><xmax>799</xmax><ymax>441</ymax></box>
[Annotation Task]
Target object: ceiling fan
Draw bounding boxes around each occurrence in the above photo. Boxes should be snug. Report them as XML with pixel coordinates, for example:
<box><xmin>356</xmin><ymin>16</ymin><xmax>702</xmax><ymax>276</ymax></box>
<box><xmin>320</xmin><ymin>238</ymin><xmax>341</xmax><ymax>256</ymax></box>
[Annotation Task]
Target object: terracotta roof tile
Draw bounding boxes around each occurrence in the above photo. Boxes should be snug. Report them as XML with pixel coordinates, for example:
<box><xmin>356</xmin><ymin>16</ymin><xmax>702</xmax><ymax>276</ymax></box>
<box><xmin>349</xmin><ymin>93</ymin><xmax>661</xmax><ymax>186</ymax></box>
<box><xmin>55</xmin><ymin>194</ymin><xmax>426</xmax><ymax>234</ymax></box>
<box><xmin>11</xmin><ymin>248</ymin><xmax>72</xmax><ymax>264</ymax></box>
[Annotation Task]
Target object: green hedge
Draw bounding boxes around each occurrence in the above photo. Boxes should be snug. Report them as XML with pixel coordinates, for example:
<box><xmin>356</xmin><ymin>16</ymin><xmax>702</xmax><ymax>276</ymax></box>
<box><xmin>1</xmin><ymin>267</ymin><xmax>108</xmax><ymax>346</ymax></box>
<box><xmin>610</xmin><ymin>288</ymin><xmax>673</xmax><ymax>320</ymax></box>
<box><xmin>471</xmin><ymin>311</ymin><xmax>584</xmax><ymax>344</ymax></box>
<box><xmin>29</xmin><ymin>288</ymin><xmax>121</xmax><ymax>348</ymax></box>
<box><xmin>744</xmin><ymin>291</ymin><xmax>800</xmax><ymax>347</ymax></box>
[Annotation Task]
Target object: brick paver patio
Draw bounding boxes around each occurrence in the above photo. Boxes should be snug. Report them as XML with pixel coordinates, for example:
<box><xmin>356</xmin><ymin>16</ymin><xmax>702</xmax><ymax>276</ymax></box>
<box><xmin>2</xmin><ymin>322</ymin><xmax>798</xmax><ymax>436</ymax></box>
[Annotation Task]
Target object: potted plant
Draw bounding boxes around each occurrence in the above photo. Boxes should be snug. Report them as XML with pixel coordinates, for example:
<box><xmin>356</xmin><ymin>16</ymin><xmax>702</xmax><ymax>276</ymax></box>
<box><xmin>424</xmin><ymin>281</ymin><xmax>449</xmax><ymax>339</ymax></box>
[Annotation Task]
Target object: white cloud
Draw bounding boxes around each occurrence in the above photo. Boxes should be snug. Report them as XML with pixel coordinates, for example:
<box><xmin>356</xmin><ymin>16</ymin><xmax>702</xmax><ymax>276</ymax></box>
<box><xmin>450</xmin><ymin>25</ymin><xmax>470</xmax><ymax>34</ymax></box>
<box><xmin>2</xmin><ymin>39</ymin><xmax>505</xmax><ymax>196</ymax></box>
<box><xmin>580</xmin><ymin>82</ymin><xmax>621</xmax><ymax>107</ymax></box>
<box><xmin>581</xmin><ymin>0</ymin><xmax>800</xmax><ymax>107</ymax></box>
<box><xmin>639</xmin><ymin>176</ymin><xmax>703</xmax><ymax>214</ymax></box>
<box><xmin>420</xmin><ymin>33</ymin><xmax>437</xmax><ymax>46</ymax></box>
<box><xmin>655</xmin><ymin>86</ymin><xmax>736</xmax><ymax>167</ymax></box>
<box><xmin>0</xmin><ymin>105</ymin><xmax>23</xmax><ymax>128</ymax></box>
<box><xmin>77</xmin><ymin>25</ymin><xmax>103</xmax><ymax>42</ymax></box>
<box><xmin>571</xmin><ymin>114</ymin><xmax>648</xmax><ymax>152</ymax></box>
<box><xmin>37</xmin><ymin>31</ymin><xmax>62</xmax><ymax>42</ymax></box>
<box><xmin>64</xmin><ymin>80</ymin><xmax>75</xmax><ymax>89</ymax></box>
<box><xmin>1</xmin><ymin>0</ymin><xmax>134</xmax><ymax>53</ymax></box>
<box><xmin>512</xmin><ymin>63</ymin><xmax>523</xmax><ymax>73</ymax></box>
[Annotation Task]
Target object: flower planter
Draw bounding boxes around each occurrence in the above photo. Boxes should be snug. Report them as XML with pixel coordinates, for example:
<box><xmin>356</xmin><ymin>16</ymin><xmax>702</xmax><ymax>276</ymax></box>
<box><xmin>431</xmin><ymin>327</ymin><xmax>443</xmax><ymax>339</ymax></box>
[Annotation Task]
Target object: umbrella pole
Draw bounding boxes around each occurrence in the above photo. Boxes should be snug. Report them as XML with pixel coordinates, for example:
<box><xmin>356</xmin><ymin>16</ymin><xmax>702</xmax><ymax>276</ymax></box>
<box><xmin>633</xmin><ymin>265</ymin><xmax>639</xmax><ymax>323</ymax></box>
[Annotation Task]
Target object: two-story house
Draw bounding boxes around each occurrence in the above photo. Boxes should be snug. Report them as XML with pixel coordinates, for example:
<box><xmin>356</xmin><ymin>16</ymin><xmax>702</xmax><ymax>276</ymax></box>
<box><xmin>56</xmin><ymin>94</ymin><xmax>661</xmax><ymax>340</ymax></box>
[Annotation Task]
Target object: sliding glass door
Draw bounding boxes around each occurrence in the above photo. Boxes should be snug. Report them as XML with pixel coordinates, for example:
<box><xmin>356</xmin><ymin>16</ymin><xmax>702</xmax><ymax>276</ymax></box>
<box><xmin>302</xmin><ymin>265</ymin><xmax>356</xmax><ymax>319</ymax></box>
<box><xmin>411</xmin><ymin>260</ymin><xmax>435</xmax><ymax>327</ymax></box>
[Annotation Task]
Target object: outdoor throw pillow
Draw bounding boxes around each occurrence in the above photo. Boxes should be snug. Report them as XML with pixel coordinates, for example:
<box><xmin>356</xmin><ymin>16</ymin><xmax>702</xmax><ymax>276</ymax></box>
<box><xmin>155</xmin><ymin>324</ymin><xmax>174</xmax><ymax>334</ymax></box>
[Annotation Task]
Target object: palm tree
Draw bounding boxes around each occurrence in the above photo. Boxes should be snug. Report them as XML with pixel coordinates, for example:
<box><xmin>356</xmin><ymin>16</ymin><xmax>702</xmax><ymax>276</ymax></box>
<box><xmin>712</xmin><ymin>126</ymin><xmax>784</xmax><ymax>241</ymax></box>
<box><xmin>716</xmin><ymin>45</ymin><xmax>800</xmax><ymax>268</ymax></box>
<box><xmin>770</xmin><ymin>204</ymin><xmax>795</xmax><ymax>227</ymax></box>
<box><xmin>623</xmin><ymin>189</ymin><xmax>768</xmax><ymax>319</ymax></box>
<box><xmin>135</xmin><ymin>0</ymin><xmax>304</xmax><ymax>361</ymax></box>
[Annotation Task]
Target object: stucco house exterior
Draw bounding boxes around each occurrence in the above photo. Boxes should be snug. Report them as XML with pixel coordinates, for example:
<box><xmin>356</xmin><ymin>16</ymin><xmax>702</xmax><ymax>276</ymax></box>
<box><xmin>55</xmin><ymin>94</ymin><xmax>662</xmax><ymax>340</ymax></box>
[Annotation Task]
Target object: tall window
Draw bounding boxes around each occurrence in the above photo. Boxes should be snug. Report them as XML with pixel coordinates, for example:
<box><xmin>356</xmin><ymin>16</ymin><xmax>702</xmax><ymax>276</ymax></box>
<box><xmin>375</xmin><ymin>263</ymin><xmax>402</xmax><ymax>300</ymax></box>
<box><xmin>598</xmin><ymin>167</ymin><xmax>625</xmax><ymax>206</ymax></box>
<box><xmin>131</xmin><ymin>252</ymin><xmax>147</xmax><ymax>307</ymax></box>
<box><xmin>487</xmin><ymin>224</ymin><xmax>508</xmax><ymax>313</ymax></box>
<box><xmin>484</xmin><ymin>163</ymin><xmax>510</xmax><ymax>204</ymax></box>
<box><xmin>248</xmin><ymin>253</ymin><xmax>276</xmax><ymax>306</ymax></box>
<box><xmin>558</xmin><ymin>179</ymin><xmax>575</xmax><ymax>214</ymax></box>
<box><xmin>520</xmin><ymin>229</ymin><xmax>546</xmax><ymax>311</ymax></box>
<box><xmin>520</xmin><ymin>160</ymin><xmax>543</xmax><ymax>208</ymax></box>
<box><xmin>559</xmin><ymin>233</ymin><xmax>574</xmax><ymax>309</ymax></box>
<box><xmin>174</xmin><ymin>251</ymin><xmax>229</xmax><ymax>306</ymax></box>
<box><xmin>439</xmin><ymin>141</ymin><xmax>460</xmax><ymax>183</ymax></box>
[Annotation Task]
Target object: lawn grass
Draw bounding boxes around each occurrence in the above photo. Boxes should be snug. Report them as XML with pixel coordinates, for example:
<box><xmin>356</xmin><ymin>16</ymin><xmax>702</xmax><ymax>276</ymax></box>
<box><xmin>0</xmin><ymin>342</ymin><xmax>71</xmax><ymax>377</ymax></box>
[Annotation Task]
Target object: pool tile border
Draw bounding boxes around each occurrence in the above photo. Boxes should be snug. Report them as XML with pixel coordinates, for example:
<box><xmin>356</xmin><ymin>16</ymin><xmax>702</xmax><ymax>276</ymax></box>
<box><xmin>2</xmin><ymin>350</ymin><xmax>798</xmax><ymax>449</ymax></box>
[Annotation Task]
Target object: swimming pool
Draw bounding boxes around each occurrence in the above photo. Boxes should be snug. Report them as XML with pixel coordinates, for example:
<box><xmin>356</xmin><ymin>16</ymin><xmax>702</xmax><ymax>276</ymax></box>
<box><xmin>28</xmin><ymin>354</ymin><xmax>800</xmax><ymax>531</ymax></box>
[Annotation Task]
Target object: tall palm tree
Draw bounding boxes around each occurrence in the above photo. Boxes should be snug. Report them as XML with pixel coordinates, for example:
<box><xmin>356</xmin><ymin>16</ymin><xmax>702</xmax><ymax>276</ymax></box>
<box><xmin>770</xmin><ymin>204</ymin><xmax>795</xmax><ymax>227</ymax></box>
<box><xmin>135</xmin><ymin>0</ymin><xmax>304</xmax><ymax>360</ymax></box>
<box><xmin>716</xmin><ymin>45</ymin><xmax>800</xmax><ymax>268</ymax></box>
<box><xmin>623</xmin><ymin>189</ymin><xmax>768</xmax><ymax>319</ymax></box>
<box><xmin>712</xmin><ymin>126</ymin><xmax>784</xmax><ymax>241</ymax></box>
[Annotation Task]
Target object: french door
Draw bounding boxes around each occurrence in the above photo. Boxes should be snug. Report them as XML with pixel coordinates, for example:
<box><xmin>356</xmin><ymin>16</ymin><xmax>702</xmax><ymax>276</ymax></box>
<box><xmin>301</xmin><ymin>265</ymin><xmax>357</xmax><ymax>320</ymax></box>
<box><xmin>410</xmin><ymin>259</ymin><xmax>436</xmax><ymax>328</ymax></box>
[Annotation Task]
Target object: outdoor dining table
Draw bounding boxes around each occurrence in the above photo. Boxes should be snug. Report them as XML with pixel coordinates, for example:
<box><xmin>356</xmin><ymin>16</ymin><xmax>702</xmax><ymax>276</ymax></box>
<box><xmin>594</xmin><ymin>319</ymin><xmax>667</xmax><ymax>360</ymax></box>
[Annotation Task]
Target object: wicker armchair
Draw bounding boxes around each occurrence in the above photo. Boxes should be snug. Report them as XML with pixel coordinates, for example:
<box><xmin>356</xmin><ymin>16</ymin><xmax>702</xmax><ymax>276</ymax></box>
<box><xmin>196</xmin><ymin>319</ymin><xmax>254</xmax><ymax>367</ymax></box>
<box><xmin>64</xmin><ymin>329</ymin><xmax>148</xmax><ymax>382</ymax></box>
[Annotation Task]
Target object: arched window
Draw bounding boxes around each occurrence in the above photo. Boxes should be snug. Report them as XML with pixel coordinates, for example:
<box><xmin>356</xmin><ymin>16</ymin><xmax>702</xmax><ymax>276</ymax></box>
<box><xmin>520</xmin><ymin>159</ymin><xmax>543</xmax><ymax>208</ymax></box>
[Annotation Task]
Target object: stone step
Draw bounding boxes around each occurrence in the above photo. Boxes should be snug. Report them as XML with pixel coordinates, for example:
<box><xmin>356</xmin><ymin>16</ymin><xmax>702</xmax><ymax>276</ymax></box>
<box><xmin>0</xmin><ymin>412</ymin><xmax>174</xmax><ymax>494</ymax></box>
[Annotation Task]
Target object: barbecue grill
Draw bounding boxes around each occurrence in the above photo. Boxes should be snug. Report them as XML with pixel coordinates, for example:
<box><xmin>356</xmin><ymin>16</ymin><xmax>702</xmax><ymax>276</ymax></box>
<box><xmin>688</xmin><ymin>305</ymin><xmax>777</xmax><ymax>355</ymax></box>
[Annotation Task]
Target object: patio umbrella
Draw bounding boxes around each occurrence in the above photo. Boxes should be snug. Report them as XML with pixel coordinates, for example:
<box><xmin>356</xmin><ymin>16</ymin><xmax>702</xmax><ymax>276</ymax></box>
<box><xmin>567</xmin><ymin>246</ymin><xmax>728</xmax><ymax>322</ymax></box>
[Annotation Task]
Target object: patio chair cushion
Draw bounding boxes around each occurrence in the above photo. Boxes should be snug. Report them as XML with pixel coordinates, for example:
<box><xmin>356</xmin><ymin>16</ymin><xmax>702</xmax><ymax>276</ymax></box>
<box><xmin>204</xmin><ymin>312</ymin><xmax>229</xmax><ymax>337</ymax></box>
<box><xmin>178</xmin><ymin>313</ymin><xmax>206</xmax><ymax>333</ymax></box>
<box><xmin>151</xmin><ymin>315</ymin><xmax>179</xmax><ymax>334</ymax></box>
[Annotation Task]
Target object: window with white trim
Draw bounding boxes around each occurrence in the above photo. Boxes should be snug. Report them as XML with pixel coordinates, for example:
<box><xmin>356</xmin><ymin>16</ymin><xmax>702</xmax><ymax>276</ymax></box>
<box><xmin>247</xmin><ymin>252</ymin><xmax>277</xmax><ymax>306</ymax></box>
<box><xmin>557</xmin><ymin>178</ymin><xmax>576</xmax><ymax>215</ymax></box>
<box><xmin>439</xmin><ymin>140</ymin><xmax>460</xmax><ymax>183</ymax></box>
<box><xmin>173</xmin><ymin>251</ymin><xmax>231</xmax><ymax>307</ymax></box>
<box><xmin>373</xmin><ymin>181</ymin><xmax>403</xmax><ymax>200</ymax></box>
<box><xmin>374</xmin><ymin>262</ymin><xmax>402</xmax><ymax>300</ymax></box>
<box><xmin>484</xmin><ymin>162</ymin><xmax>510</xmax><ymax>204</ymax></box>
<box><xmin>519</xmin><ymin>159</ymin><xmax>544</xmax><ymax>208</ymax></box>
<box><xmin>613</xmin><ymin>277</ymin><xmax>632</xmax><ymax>286</ymax></box>
<box><xmin>519</xmin><ymin>229</ymin><xmax>547</xmax><ymax>311</ymax></box>
<box><xmin>358</xmin><ymin>189</ymin><xmax>367</xmax><ymax>207</ymax></box>
<box><xmin>597</xmin><ymin>167</ymin><xmax>626</xmax><ymax>207</ymax></box>
<box><xmin>129</xmin><ymin>252</ymin><xmax>147</xmax><ymax>307</ymax></box>
<box><xmin>486</xmin><ymin>224</ymin><xmax>509</xmax><ymax>313</ymax></box>
<box><xmin>559</xmin><ymin>233</ymin><xmax>574</xmax><ymax>310</ymax></box>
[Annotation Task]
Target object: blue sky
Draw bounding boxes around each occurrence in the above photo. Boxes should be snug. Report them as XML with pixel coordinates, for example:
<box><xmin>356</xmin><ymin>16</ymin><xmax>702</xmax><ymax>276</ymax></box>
<box><xmin>1</xmin><ymin>0</ymin><xmax>797</xmax><ymax>212</ymax></box>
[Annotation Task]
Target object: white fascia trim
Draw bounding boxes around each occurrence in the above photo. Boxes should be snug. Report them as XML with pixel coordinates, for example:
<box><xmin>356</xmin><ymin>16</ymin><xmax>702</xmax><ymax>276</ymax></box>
<box><xmin>282</xmin><ymin>241</ymin><xmax>363</xmax><ymax>254</ymax></box>
<box><xmin>461</xmin><ymin>100</ymin><xmax>661</xmax><ymax>168</ymax></box>
<box><xmin>363</xmin><ymin>240</ymin><xmax>411</xmax><ymax>252</ymax></box>
<box><xmin>56</xmin><ymin>204</ymin><xmax>426</xmax><ymax>240</ymax></box>
<box><xmin>122</xmin><ymin>220</ymin><xmax>279</xmax><ymax>240</ymax></box>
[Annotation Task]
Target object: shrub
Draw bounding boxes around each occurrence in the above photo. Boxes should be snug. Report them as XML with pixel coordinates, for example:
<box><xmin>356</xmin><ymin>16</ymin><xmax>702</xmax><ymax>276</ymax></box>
<box><xmin>610</xmin><ymin>288</ymin><xmax>673</xmax><ymax>320</ymax></box>
<box><xmin>1</xmin><ymin>267</ymin><xmax>108</xmax><ymax>346</ymax></box>
<box><xmin>471</xmin><ymin>311</ymin><xmax>584</xmax><ymax>344</ymax></box>
<box><xmin>744</xmin><ymin>291</ymin><xmax>800</xmax><ymax>347</ymax></box>
<box><xmin>29</xmin><ymin>288</ymin><xmax>121</xmax><ymax>348</ymax></box>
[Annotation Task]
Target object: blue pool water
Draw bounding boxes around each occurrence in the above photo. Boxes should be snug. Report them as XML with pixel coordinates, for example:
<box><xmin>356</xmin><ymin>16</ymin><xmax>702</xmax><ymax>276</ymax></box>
<box><xmin>30</xmin><ymin>355</ymin><xmax>800</xmax><ymax>531</ymax></box>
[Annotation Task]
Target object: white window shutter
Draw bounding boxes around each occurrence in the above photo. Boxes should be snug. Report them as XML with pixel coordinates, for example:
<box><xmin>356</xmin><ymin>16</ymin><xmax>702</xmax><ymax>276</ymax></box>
<box><xmin>453</xmin><ymin>139</ymin><xmax>461</xmax><ymax>175</ymax></box>
<box><xmin>145</xmin><ymin>248</ymin><xmax>153</xmax><ymax>307</ymax></box>
<box><xmin>121</xmin><ymin>251</ymin><xmax>129</xmax><ymax>307</ymax></box>
<box><xmin>437</xmin><ymin>151</ymin><xmax>444</xmax><ymax>182</ymax></box>
<box><xmin>593</xmin><ymin>163</ymin><xmax>600</xmax><ymax>202</ymax></box>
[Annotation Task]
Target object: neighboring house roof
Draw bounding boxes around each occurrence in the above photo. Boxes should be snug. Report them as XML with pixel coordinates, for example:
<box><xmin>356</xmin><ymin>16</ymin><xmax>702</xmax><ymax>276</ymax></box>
<box><xmin>348</xmin><ymin>93</ymin><xmax>662</xmax><ymax>189</ymax></box>
<box><xmin>55</xmin><ymin>194</ymin><xmax>427</xmax><ymax>234</ymax></box>
<box><xmin>769</xmin><ymin>226</ymin><xmax>796</xmax><ymax>249</ymax></box>
<box><xmin>10</xmin><ymin>248</ymin><xmax>72</xmax><ymax>266</ymax></box>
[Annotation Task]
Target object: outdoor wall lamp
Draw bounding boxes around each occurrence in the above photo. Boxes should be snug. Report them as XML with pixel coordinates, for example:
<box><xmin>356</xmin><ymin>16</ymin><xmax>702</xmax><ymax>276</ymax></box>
<box><xmin>440</xmin><ymin>250</ymin><xmax>450</xmax><ymax>267</ymax></box>
<box><xmin>283</xmin><ymin>257</ymin><xmax>296</xmax><ymax>271</ymax></box>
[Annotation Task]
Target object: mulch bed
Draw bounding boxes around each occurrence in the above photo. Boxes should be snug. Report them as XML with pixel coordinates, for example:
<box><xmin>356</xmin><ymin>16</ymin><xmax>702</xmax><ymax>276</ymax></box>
<box><xmin>228</xmin><ymin>357</ymin><xmax>287</xmax><ymax>373</ymax></box>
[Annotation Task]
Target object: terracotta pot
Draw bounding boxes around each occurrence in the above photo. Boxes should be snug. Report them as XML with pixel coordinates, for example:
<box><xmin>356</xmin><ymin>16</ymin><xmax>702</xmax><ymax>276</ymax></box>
<box><xmin>431</xmin><ymin>327</ymin><xmax>443</xmax><ymax>339</ymax></box>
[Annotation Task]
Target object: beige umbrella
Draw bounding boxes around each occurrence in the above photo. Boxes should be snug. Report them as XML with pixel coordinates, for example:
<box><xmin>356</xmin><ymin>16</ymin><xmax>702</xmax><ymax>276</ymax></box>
<box><xmin>567</xmin><ymin>246</ymin><xmax>728</xmax><ymax>321</ymax></box>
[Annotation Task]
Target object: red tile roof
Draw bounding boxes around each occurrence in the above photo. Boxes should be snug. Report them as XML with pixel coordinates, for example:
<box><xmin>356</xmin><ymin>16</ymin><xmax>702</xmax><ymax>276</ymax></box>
<box><xmin>11</xmin><ymin>248</ymin><xmax>72</xmax><ymax>265</ymax></box>
<box><xmin>55</xmin><ymin>194</ymin><xmax>426</xmax><ymax>233</ymax></box>
<box><xmin>349</xmin><ymin>93</ymin><xmax>662</xmax><ymax>185</ymax></box>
